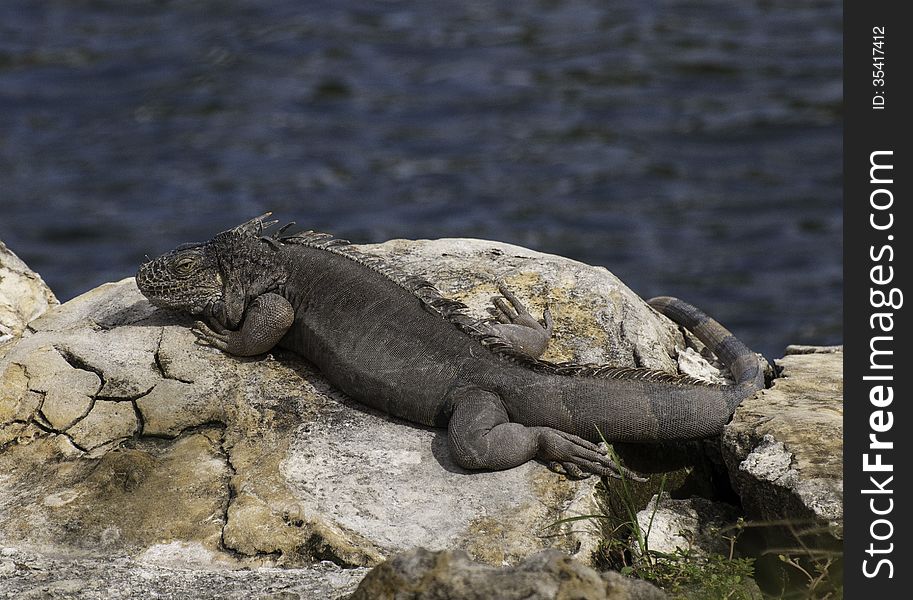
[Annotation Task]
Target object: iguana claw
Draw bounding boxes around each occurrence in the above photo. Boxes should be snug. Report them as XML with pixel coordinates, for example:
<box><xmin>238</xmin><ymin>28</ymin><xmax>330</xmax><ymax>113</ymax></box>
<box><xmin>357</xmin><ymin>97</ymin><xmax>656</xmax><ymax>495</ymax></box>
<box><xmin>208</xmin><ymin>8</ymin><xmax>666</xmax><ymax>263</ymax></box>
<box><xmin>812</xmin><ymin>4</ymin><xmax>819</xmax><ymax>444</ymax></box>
<box><xmin>539</xmin><ymin>429</ymin><xmax>646</xmax><ymax>481</ymax></box>
<box><xmin>548</xmin><ymin>461</ymin><xmax>589</xmax><ymax>480</ymax></box>
<box><xmin>484</xmin><ymin>283</ymin><xmax>554</xmax><ymax>359</ymax></box>
<box><xmin>192</xmin><ymin>320</ymin><xmax>230</xmax><ymax>351</ymax></box>
<box><xmin>492</xmin><ymin>283</ymin><xmax>553</xmax><ymax>332</ymax></box>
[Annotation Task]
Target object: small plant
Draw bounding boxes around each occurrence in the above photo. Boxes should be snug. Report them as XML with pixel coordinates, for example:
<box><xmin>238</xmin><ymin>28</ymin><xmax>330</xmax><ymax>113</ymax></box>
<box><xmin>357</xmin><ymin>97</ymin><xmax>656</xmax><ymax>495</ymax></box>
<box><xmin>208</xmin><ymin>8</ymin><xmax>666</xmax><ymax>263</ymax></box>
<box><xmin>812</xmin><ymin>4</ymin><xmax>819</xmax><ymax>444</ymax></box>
<box><xmin>640</xmin><ymin>546</ymin><xmax>756</xmax><ymax>599</ymax></box>
<box><xmin>756</xmin><ymin>520</ymin><xmax>843</xmax><ymax>599</ymax></box>
<box><xmin>676</xmin><ymin>516</ymin><xmax>844</xmax><ymax>599</ymax></box>
<box><xmin>604</xmin><ymin>472</ymin><xmax>756</xmax><ymax>600</ymax></box>
<box><xmin>547</xmin><ymin>432</ymin><xmax>759</xmax><ymax>599</ymax></box>
<box><xmin>777</xmin><ymin>553</ymin><xmax>838</xmax><ymax>599</ymax></box>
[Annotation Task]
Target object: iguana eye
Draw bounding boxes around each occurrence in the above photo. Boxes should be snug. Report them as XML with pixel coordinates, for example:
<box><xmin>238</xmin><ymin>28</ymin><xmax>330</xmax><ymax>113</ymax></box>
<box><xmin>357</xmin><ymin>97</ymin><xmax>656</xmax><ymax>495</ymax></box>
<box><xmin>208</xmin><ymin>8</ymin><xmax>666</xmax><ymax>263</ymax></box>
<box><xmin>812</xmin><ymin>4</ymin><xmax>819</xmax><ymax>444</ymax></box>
<box><xmin>173</xmin><ymin>257</ymin><xmax>196</xmax><ymax>276</ymax></box>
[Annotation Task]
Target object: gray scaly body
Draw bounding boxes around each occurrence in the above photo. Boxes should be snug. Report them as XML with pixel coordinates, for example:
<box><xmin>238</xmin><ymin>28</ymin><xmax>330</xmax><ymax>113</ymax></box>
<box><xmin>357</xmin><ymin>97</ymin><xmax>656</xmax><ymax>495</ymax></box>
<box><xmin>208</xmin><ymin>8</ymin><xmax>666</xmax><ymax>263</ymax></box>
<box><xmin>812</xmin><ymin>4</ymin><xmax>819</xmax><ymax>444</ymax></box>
<box><xmin>136</xmin><ymin>215</ymin><xmax>763</xmax><ymax>478</ymax></box>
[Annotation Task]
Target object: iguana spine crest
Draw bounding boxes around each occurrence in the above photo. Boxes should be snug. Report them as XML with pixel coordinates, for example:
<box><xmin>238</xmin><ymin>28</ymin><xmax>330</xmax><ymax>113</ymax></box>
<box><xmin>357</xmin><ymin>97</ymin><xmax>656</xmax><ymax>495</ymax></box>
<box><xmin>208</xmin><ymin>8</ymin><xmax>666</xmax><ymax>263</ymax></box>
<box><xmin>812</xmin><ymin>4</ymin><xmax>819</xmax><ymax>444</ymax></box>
<box><xmin>263</xmin><ymin>221</ymin><xmax>718</xmax><ymax>388</ymax></box>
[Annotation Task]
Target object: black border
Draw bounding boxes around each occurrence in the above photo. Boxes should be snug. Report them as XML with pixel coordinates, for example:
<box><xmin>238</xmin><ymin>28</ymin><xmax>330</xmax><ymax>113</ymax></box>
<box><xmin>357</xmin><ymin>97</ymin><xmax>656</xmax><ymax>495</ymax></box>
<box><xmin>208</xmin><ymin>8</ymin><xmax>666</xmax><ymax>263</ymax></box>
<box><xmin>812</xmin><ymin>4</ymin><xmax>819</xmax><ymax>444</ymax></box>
<box><xmin>844</xmin><ymin>1</ymin><xmax>910</xmax><ymax>594</ymax></box>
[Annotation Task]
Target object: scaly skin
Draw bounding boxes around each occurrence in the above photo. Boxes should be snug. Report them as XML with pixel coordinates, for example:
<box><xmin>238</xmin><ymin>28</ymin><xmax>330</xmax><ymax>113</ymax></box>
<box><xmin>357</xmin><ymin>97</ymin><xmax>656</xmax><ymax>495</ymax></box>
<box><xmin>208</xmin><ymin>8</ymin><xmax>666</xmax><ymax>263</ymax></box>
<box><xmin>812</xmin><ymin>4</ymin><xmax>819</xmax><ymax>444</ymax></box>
<box><xmin>136</xmin><ymin>214</ymin><xmax>763</xmax><ymax>479</ymax></box>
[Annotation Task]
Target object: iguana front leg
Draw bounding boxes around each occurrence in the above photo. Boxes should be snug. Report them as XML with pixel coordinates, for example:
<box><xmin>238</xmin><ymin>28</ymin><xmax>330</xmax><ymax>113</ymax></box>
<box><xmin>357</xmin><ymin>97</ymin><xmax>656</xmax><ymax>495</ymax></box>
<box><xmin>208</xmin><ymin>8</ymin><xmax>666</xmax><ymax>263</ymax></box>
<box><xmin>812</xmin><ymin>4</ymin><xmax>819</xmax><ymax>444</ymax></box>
<box><xmin>484</xmin><ymin>283</ymin><xmax>554</xmax><ymax>359</ymax></box>
<box><xmin>447</xmin><ymin>385</ymin><xmax>641</xmax><ymax>480</ymax></box>
<box><xmin>193</xmin><ymin>292</ymin><xmax>294</xmax><ymax>356</ymax></box>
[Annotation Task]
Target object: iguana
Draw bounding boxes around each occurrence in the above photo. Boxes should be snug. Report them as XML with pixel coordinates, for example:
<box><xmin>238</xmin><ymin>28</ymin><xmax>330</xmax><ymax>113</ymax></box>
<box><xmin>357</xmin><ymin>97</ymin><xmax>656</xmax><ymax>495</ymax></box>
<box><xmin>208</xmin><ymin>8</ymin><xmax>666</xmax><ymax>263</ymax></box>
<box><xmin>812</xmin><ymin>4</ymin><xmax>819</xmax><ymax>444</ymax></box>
<box><xmin>136</xmin><ymin>214</ymin><xmax>763</xmax><ymax>479</ymax></box>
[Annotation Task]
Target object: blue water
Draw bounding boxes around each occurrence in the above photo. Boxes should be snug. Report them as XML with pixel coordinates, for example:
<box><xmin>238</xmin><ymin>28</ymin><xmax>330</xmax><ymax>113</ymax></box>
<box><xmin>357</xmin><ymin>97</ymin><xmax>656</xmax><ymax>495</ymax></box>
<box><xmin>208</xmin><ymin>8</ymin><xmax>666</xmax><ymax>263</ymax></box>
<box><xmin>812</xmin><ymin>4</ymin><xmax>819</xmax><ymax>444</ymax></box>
<box><xmin>0</xmin><ymin>0</ymin><xmax>841</xmax><ymax>360</ymax></box>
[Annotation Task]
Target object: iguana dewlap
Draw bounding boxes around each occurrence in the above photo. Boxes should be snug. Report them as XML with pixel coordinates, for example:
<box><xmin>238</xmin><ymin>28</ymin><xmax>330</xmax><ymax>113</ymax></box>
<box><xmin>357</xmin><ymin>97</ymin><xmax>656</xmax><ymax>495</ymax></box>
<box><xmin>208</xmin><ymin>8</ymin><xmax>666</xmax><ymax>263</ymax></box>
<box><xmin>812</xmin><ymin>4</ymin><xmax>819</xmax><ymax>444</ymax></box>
<box><xmin>136</xmin><ymin>214</ymin><xmax>763</xmax><ymax>479</ymax></box>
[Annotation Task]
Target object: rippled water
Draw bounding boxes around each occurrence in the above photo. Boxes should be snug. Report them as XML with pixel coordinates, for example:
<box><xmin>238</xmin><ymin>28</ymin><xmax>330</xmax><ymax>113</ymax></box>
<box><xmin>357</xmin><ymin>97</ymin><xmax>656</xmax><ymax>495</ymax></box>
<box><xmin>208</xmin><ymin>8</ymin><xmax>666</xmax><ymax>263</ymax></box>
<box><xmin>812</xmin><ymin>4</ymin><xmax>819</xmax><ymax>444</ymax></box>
<box><xmin>0</xmin><ymin>0</ymin><xmax>841</xmax><ymax>359</ymax></box>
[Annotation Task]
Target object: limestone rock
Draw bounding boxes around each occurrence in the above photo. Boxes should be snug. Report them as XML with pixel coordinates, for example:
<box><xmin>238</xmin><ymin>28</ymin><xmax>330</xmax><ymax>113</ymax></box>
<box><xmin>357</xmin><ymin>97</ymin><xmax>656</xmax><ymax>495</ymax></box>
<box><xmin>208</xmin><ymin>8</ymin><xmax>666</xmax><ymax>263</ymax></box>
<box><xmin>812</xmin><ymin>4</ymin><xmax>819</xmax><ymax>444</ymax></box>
<box><xmin>722</xmin><ymin>347</ymin><xmax>843</xmax><ymax>539</ymax></box>
<box><xmin>369</xmin><ymin>238</ymin><xmax>725</xmax><ymax>377</ymax></box>
<box><xmin>0</xmin><ymin>546</ymin><xmax>367</xmax><ymax>600</ymax></box>
<box><xmin>350</xmin><ymin>547</ymin><xmax>667</xmax><ymax>600</ymax></box>
<box><xmin>1</xmin><ymin>238</ymin><xmax>724</xmax><ymax>585</ymax></box>
<box><xmin>0</xmin><ymin>240</ymin><xmax>59</xmax><ymax>354</ymax></box>
<box><xmin>635</xmin><ymin>493</ymin><xmax>740</xmax><ymax>558</ymax></box>
<box><xmin>22</xmin><ymin>345</ymin><xmax>101</xmax><ymax>432</ymax></box>
<box><xmin>67</xmin><ymin>400</ymin><xmax>139</xmax><ymax>451</ymax></box>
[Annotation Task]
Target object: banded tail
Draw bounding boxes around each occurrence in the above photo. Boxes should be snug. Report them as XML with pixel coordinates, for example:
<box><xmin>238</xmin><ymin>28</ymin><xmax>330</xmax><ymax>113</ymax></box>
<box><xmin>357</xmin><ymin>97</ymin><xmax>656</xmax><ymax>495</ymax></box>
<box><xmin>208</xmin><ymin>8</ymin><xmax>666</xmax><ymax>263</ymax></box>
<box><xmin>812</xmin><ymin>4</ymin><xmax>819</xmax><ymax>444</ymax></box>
<box><xmin>648</xmin><ymin>296</ymin><xmax>764</xmax><ymax>412</ymax></box>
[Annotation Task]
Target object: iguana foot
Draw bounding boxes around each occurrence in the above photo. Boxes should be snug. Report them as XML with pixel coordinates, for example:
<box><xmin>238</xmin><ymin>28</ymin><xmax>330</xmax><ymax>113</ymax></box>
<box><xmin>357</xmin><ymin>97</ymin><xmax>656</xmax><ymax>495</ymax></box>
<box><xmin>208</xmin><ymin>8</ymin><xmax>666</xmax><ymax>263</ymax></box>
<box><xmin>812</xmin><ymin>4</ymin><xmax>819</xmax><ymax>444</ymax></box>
<box><xmin>484</xmin><ymin>283</ymin><xmax>554</xmax><ymax>358</ymax></box>
<box><xmin>192</xmin><ymin>320</ymin><xmax>231</xmax><ymax>350</ymax></box>
<box><xmin>538</xmin><ymin>430</ymin><xmax>646</xmax><ymax>481</ymax></box>
<box><xmin>191</xmin><ymin>292</ymin><xmax>294</xmax><ymax>356</ymax></box>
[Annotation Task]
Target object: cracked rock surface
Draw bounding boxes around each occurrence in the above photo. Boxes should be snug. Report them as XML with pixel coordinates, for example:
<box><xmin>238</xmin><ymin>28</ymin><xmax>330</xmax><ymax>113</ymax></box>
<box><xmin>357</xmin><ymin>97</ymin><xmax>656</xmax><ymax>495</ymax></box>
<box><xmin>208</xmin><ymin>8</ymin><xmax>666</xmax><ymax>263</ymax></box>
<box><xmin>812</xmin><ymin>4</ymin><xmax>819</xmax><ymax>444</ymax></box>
<box><xmin>722</xmin><ymin>345</ymin><xmax>843</xmax><ymax>539</ymax></box>
<box><xmin>1</xmin><ymin>238</ymin><xmax>728</xmax><ymax>596</ymax></box>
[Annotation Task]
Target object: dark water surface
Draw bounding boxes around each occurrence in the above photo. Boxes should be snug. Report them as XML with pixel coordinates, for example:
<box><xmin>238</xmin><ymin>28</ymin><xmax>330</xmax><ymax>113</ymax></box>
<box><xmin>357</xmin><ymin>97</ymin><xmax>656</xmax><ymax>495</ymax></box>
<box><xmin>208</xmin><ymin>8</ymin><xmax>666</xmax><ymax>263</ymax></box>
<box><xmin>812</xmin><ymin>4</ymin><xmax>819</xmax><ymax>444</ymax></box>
<box><xmin>0</xmin><ymin>0</ymin><xmax>841</xmax><ymax>359</ymax></box>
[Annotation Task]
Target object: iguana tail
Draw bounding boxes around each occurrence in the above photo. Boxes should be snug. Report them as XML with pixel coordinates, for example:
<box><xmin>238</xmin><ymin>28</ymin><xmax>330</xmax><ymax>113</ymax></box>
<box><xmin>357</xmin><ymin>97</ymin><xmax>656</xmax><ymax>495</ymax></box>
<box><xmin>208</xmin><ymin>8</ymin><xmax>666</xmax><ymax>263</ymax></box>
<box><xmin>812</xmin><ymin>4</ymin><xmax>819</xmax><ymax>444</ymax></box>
<box><xmin>648</xmin><ymin>296</ymin><xmax>764</xmax><ymax>411</ymax></box>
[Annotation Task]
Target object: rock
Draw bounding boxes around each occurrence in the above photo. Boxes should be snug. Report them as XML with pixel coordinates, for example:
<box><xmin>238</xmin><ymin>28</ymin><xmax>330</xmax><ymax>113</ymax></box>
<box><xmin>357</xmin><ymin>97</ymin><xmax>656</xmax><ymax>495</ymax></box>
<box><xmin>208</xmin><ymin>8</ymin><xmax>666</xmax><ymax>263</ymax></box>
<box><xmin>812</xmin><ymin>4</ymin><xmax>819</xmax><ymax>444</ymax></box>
<box><xmin>0</xmin><ymin>240</ymin><xmax>59</xmax><ymax>354</ymax></box>
<box><xmin>0</xmin><ymin>545</ymin><xmax>368</xmax><ymax>600</ymax></box>
<box><xmin>350</xmin><ymin>547</ymin><xmax>667</xmax><ymax>600</ymax></box>
<box><xmin>722</xmin><ymin>347</ymin><xmax>843</xmax><ymax>539</ymax></box>
<box><xmin>783</xmin><ymin>344</ymin><xmax>842</xmax><ymax>355</ymax></box>
<box><xmin>375</xmin><ymin>238</ymin><xmax>723</xmax><ymax>377</ymax></box>
<box><xmin>20</xmin><ymin>345</ymin><xmax>101</xmax><ymax>432</ymax></box>
<box><xmin>1</xmin><ymin>238</ymin><xmax>726</xmax><ymax>586</ymax></box>
<box><xmin>635</xmin><ymin>494</ymin><xmax>740</xmax><ymax>559</ymax></box>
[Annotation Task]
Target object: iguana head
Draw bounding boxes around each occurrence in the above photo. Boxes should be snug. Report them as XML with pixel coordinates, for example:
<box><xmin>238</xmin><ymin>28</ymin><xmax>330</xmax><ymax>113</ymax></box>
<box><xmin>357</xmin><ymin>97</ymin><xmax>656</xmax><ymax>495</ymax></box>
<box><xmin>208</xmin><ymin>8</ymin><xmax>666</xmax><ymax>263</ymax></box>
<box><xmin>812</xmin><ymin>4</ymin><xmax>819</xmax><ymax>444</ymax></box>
<box><xmin>137</xmin><ymin>213</ymin><xmax>281</xmax><ymax>328</ymax></box>
<box><xmin>136</xmin><ymin>240</ymin><xmax>223</xmax><ymax>317</ymax></box>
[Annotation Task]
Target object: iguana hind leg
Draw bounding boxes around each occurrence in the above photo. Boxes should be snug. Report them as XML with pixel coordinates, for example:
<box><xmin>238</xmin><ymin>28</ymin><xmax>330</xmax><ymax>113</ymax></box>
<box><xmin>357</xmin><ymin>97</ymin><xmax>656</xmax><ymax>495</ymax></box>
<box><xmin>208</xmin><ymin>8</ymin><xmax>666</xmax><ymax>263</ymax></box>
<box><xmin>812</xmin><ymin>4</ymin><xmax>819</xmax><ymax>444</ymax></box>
<box><xmin>483</xmin><ymin>283</ymin><xmax>554</xmax><ymax>358</ymax></box>
<box><xmin>447</xmin><ymin>385</ymin><xmax>641</xmax><ymax>479</ymax></box>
